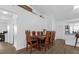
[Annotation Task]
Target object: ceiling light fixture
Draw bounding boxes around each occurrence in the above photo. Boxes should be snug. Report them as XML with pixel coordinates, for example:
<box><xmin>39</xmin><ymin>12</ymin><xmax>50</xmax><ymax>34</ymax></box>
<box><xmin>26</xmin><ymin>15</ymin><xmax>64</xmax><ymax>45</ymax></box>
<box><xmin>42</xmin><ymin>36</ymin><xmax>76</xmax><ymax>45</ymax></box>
<box><xmin>73</xmin><ymin>5</ymin><xmax>79</xmax><ymax>10</ymax></box>
<box><xmin>3</xmin><ymin>11</ymin><xmax>8</xmax><ymax>14</ymax></box>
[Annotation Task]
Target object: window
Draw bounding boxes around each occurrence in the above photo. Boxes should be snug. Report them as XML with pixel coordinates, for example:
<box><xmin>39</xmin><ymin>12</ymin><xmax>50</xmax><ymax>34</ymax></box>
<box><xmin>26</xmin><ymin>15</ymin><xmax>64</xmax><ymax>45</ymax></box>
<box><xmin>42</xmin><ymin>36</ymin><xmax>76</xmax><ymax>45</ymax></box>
<box><xmin>65</xmin><ymin>23</ymin><xmax>79</xmax><ymax>34</ymax></box>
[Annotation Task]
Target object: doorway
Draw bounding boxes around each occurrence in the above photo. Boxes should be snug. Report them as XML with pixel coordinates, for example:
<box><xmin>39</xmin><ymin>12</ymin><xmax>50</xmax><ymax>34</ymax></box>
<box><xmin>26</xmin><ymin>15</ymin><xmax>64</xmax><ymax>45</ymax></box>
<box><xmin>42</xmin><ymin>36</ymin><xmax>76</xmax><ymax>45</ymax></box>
<box><xmin>0</xmin><ymin>8</ymin><xmax>17</xmax><ymax>45</ymax></box>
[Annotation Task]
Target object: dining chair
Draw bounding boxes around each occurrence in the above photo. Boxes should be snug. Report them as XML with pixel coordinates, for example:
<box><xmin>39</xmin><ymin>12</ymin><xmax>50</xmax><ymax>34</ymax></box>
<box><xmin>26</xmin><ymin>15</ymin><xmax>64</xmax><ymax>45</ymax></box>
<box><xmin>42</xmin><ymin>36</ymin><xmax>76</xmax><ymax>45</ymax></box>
<box><xmin>50</xmin><ymin>31</ymin><xmax>55</xmax><ymax>46</ymax></box>
<box><xmin>36</xmin><ymin>31</ymin><xmax>42</xmax><ymax>50</ymax></box>
<box><xmin>25</xmin><ymin>31</ymin><xmax>38</xmax><ymax>53</ymax></box>
<box><xmin>32</xmin><ymin>31</ymin><xmax>36</xmax><ymax>36</ymax></box>
<box><xmin>40</xmin><ymin>31</ymin><xmax>50</xmax><ymax>51</ymax></box>
<box><xmin>37</xmin><ymin>31</ymin><xmax>42</xmax><ymax>36</ymax></box>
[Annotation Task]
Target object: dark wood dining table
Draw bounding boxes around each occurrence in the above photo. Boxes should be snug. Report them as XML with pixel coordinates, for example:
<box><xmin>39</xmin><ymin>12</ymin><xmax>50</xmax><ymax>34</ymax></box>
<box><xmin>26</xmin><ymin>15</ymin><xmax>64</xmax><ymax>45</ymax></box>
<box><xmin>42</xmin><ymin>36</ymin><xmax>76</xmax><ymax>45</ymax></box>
<box><xmin>36</xmin><ymin>35</ymin><xmax>46</xmax><ymax>50</ymax></box>
<box><xmin>30</xmin><ymin>36</ymin><xmax>37</xmax><ymax>41</ymax></box>
<box><xmin>31</xmin><ymin>35</ymin><xmax>46</xmax><ymax>41</ymax></box>
<box><xmin>30</xmin><ymin>35</ymin><xmax>46</xmax><ymax>50</ymax></box>
<box><xmin>37</xmin><ymin>35</ymin><xmax>46</xmax><ymax>40</ymax></box>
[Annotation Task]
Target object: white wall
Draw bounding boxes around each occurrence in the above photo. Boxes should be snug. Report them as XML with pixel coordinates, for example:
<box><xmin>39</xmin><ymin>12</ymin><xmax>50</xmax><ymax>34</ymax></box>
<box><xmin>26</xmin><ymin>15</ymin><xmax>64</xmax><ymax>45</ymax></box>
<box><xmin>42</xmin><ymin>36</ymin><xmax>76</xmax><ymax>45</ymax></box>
<box><xmin>0</xmin><ymin>5</ymin><xmax>47</xmax><ymax>50</ymax></box>
<box><xmin>16</xmin><ymin>10</ymin><xmax>47</xmax><ymax>50</ymax></box>
<box><xmin>0</xmin><ymin>23</ymin><xmax>6</xmax><ymax>32</ymax></box>
<box><xmin>0</xmin><ymin>5</ymin><xmax>57</xmax><ymax>50</ymax></box>
<box><xmin>5</xmin><ymin>18</ymin><xmax>15</xmax><ymax>44</ymax></box>
<box><xmin>0</xmin><ymin>22</ymin><xmax>8</xmax><ymax>42</ymax></box>
<box><xmin>55</xmin><ymin>18</ymin><xmax>79</xmax><ymax>46</ymax></box>
<box><xmin>44</xmin><ymin>15</ymin><xmax>56</xmax><ymax>31</ymax></box>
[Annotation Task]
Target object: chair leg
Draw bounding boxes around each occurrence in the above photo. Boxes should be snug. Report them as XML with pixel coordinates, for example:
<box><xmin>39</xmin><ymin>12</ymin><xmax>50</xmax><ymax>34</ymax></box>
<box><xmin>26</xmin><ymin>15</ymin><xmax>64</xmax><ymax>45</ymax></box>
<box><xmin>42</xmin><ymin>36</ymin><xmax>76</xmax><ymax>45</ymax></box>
<box><xmin>74</xmin><ymin>38</ymin><xmax>78</xmax><ymax>48</ymax></box>
<box><xmin>45</xmin><ymin>47</ymin><xmax>46</xmax><ymax>52</ymax></box>
<box><xmin>48</xmin><ymin>43</ymin><xmax>50</xmax><ymax>49</ymax></box>
<box><xmin>50</xmin><ymin>40</ymin><xmax>54</xmax><ymax>46</ymax></box>
<box><xmin>37</xmin><ymin>41</ymin><xmax>39</xmax><ymax>50</ymax></box>
<box><xmin>50</xmin><ymin>42</ymin><xmax>52</xmax><ymax>48</ymax></box>
<box><xmin>39</xmin><ymin>40</ymin><xmax>42</xmax><ymax>51</ymax></box>
<box><xmin>49</xmin><ymin>43</ymin><xmax>52</xmax><ymax>48</ymax></box>
<box><xmin>44</xmin><ymin>44</ymin><xmax>47</xmax><ymax>52</ymax></box>
<box><xmin>26</xmin><ymin>46</ymin><xmax>28</xmax><ymax>51</ymax></box>
<box><xmin>29</xmin><ymin>46</ymin><xmax>32</xmax><ymax>53</ymax></box>
<box><xmin>53</xmin><ymin>40</ymin><xmax>55</xmax><ymax>45</ymax></box>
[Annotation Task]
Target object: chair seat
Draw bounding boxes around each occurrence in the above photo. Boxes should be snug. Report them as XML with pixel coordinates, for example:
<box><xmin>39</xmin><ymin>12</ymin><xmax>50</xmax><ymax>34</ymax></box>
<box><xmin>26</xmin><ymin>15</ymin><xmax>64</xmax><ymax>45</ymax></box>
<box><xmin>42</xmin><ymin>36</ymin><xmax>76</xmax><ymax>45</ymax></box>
<box><xmin>27</xmin><ymin>43</ymin><xmax>37</xmax><ymax>48</ymax></box>
<box><xmin>32</xmin><ymin>40</ymin><xmax>37</xmax><ymax>43</ymax></box>
<box><xmin>28</xmin><ymin>40</ymin><xmax>37</xmax><ymax>44</ymax></box>
<box><xmin>41</xmin><ymin>40</ymin><xmax>45</xmax><ymax>43</ymax></box>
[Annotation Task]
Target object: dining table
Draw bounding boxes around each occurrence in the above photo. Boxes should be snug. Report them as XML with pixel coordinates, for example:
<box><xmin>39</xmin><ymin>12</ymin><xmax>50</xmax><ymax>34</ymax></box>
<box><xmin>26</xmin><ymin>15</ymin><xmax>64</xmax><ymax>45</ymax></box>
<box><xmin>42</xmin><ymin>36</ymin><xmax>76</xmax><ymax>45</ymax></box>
<box><xmin>36</xmin><ymin>35</ymin><xmax>46</xmax><ymax>50</ymax></box>
<box><xmin>30</xmin><ymin>35</ymin><xmax>46</xmax><ymax>50</ymax></box>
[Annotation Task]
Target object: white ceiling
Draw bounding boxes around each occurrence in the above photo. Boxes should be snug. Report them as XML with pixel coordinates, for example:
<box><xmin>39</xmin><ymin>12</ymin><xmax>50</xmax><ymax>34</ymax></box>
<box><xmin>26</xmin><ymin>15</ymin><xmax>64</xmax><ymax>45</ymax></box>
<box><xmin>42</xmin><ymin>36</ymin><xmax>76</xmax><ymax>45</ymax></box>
<box><xmin>0</xmin><ymin>9</ymin><xmax>14</xmax><ymax>23</ymax></box>
<box><xmin>31</xmin><ymin>5</ymin><xmax>79</xmax><ymax>20</ymax></box>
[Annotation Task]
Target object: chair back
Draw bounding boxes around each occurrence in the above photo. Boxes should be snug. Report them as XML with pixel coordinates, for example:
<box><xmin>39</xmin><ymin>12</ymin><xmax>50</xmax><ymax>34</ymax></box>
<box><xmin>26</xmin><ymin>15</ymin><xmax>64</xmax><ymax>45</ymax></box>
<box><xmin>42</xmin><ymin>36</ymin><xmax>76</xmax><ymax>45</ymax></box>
<box><xmin>25</xmin><ymin>31</ymin><xmax>31</xmax><ymax>43</ymax></box>
<box><xmin>50</xmin><ymin>31</ymin><xmax>55</xmax><ymax>42</ymax></box>
<box><xmin>45</xmin><ymin>31</ymin><xmax>51</xmax><ymax>43</ymax></box>
<box><xmin>32</xmin><ymin>31</ymin><xmax>36</xmax><ymax>36</ymax></box>
<box><xmin>41</xmin><ymin>31</ymin><xmax>43</xmax><ymax>36</ymax></box>
<box><xmin>37</xmin><ymin>31</ymin><xmax>41</xmax><ymax>36</ymax></box>
<box><xmin>52</xmin><ymin>31</ymin><xmax>55</xmax><ymax>40</ymax></box>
